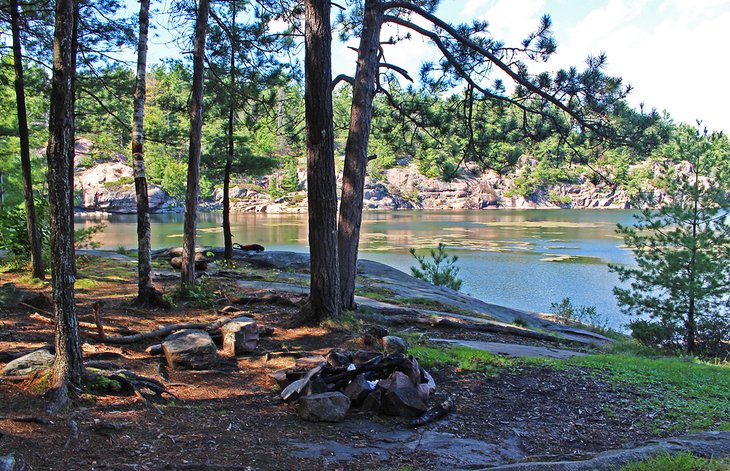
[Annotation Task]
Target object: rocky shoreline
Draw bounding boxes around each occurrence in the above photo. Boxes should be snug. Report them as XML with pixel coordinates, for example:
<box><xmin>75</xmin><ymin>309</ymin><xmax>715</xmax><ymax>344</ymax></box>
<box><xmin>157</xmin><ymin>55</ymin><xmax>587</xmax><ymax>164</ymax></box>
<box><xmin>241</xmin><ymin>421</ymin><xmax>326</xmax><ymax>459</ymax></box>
<box><xmin>75</xmin><ymin>160</ymin><xmax>648</xmax><ymax>214</ymax></box>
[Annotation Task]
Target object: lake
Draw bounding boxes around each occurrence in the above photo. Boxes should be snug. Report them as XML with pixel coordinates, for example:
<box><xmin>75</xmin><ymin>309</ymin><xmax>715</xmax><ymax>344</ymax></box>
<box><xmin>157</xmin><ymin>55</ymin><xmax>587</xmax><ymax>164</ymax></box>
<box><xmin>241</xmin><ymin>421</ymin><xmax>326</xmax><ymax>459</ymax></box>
<box><xmin>75</xmin><ymin>209</ymin><xmax>638</xmax><ymax>329</ymax></box>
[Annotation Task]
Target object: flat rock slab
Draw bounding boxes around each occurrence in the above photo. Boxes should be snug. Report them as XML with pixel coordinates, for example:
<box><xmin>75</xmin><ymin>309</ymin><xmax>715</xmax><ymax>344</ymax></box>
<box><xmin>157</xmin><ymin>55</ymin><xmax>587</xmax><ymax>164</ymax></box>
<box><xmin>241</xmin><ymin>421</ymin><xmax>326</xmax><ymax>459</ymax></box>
<box><xmin>288</xmin><ymin>418</ymin><xmax>523</xmax><ymax>469</ymax></box>
<box><xmin>1</xmin><ymin>349</ymin><xmax>54</xmax><ymax>376</ymax></box>
<box><xmin>162</xmin><ymin>329</ymin><xmax>218</xmax><ymax>370</ymax></box>
<box><xmin>492</xmin><ymin>431</ymin><xmax>730</xmax><ymax>470</ymax></box>
<box><xmin>430</xmin><ymin>338</ymin><xmax>586</xmax><ymax>359</ymax></box>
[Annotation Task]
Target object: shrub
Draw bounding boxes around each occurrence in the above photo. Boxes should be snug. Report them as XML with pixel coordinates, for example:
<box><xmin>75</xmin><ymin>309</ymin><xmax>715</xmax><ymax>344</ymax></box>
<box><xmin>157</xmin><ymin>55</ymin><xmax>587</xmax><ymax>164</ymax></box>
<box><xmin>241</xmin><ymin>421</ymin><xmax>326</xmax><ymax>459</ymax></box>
<box><xmin>409</xmin><ymin>243</ymin><xmax>463</xmax><ymax>291</ymax></box>
<box><xmin>0</xmin><ymin>199</ymin><xmax>50</xmax><ymax>270</ymax></box>
<box><xmin>550</xmin><ymin>297</ymin><xmax>608</xmax><ymax>330</ymax></box>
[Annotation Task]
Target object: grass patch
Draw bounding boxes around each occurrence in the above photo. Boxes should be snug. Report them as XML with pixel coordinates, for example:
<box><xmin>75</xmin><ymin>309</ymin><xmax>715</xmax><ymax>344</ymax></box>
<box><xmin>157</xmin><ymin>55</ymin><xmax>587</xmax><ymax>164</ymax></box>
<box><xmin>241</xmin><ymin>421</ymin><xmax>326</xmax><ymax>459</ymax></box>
<box><xmin>622</xmin><ymin>451</ymin><xmax>730</xmax><ymax>471</ymax></box>
<box><xmin>355</xmin><ymin>285</ymin><xmax>399</xmax><ymax>302</ymax></box>
<box><xmin>115</xmin><ymin>246</ymin><xmax>137</xmax><ymax>257</ymax></box>
<box><xmin>16</xmin><ymin>274</ymin><xmax>50</xmax><ymax>288</ymax></box>
<box><xmin>410</xmin><ymin>343</ymin><xmax>511</xmax><ymax>375</ymax></box>
<box><xmin>540</xmin><ymin>254</ymin><xmax>607</xmax><ymax>264</ymax></box>
<box><xmin>170</xmin><ymin>279</ymin><xmax>219</xmax><ymax>308</ymax></box>
<box><xmin>103</xmin><ymin>176</ymin><xmax>134</xmax><ymax>189</ymax></box>
<box><xmin>553</xmin><ymin>354</ymin><xmax>730</xmax><ymax>433</ymax></box>
<box><xmin>321</xmin><ymin>310</ymin><xmax>364</xmax><ymax>333</ymax></box>
<box><xmin>76</xmin><ymin>256</ymin><xmax>135</xmax><ymax>282</ymax></box>
<box><xmin>75</xmin><ymin>278</ymin><xmax>99</xmax><ymax>290</ymax></box>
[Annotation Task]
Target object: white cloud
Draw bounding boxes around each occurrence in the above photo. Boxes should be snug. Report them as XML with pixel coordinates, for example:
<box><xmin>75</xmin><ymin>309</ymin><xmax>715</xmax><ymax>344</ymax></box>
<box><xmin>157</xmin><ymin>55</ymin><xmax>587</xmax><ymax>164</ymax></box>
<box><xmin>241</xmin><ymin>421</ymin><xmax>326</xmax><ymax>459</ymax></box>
<box><xmin>554</xmin><ymin>0</ymin><xmax>730</xmax><ymax>132</ymax></box>
<box><xmin>474</xmin><ymin>0</ymin><xmax>548</xmax><ymax>45</ymax></box>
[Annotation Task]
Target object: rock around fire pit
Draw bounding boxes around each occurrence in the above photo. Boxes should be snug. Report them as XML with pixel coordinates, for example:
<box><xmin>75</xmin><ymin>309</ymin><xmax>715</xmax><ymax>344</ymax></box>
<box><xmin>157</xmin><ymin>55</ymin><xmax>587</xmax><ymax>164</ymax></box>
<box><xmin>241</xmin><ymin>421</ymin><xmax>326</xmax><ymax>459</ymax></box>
<box><xmin>273</xmin><ymin>348</ymin><xmax>445</xmax><ymax>424</ymax></box>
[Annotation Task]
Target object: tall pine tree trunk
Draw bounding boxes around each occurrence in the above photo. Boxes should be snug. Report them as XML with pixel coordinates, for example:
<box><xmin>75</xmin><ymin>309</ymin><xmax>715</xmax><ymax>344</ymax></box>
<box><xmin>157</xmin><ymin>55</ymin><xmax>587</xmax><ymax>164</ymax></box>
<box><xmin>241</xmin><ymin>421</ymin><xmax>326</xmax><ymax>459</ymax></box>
<box><xmin>223</xmin><ymin>0</ymin><xmax>236</xmax><ymax>262</ymax></box>
<box><xmin>337</xmin><ymin>0</ymin><xmax>383</xmax><ymax>310</ymax></box>
<box><xmin>10</xmin><ymin>0</ymin><xmax>44</xmax><ymax>279</ymax></box>
<box><xmin>68</xmin><ymin>0</ymin><xmax>79</xmax><ymax>275</ymax></box>
<box><xmin>47</xmin><ymin>0</ymin><xmax>83</xmax><ymax>410</ymax></box>
<box><xmin>301</xmin><ymin>0</ymin><xmax>340</xmax><ymax>322</ymax></box>
<box><xmin>132</xmin><ymin>0</ymin><xmax>159</xmax><ymax>305</ymax></box>
<box><xmin>181</xmin><ymin>0</ymin><xmax>210</xmax><ymax>288</ymax></box>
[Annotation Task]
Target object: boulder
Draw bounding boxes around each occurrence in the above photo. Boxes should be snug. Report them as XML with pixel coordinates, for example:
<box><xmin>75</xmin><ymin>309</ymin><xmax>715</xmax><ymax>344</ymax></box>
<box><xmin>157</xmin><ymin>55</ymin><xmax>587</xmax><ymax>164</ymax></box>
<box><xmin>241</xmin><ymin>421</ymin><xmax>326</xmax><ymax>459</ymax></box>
<box><xmin>162</xmin><ymin>329</ymin><xmax>218</xmax><ymax>370</ymax></box>
<box><xmin>380</xmin><ymin>371</ymin><xmax>428</xmax><ymax>417</ymax></box>
<box><xmin>297</xmin><ymin>392</ymin><xmax>351</xmax><ymax>422</ymax></box>
<box><xmin>218</xmin><ymin>305</ymin><xmax>246</xmax><ymax>315</ymax></box>
<box><xmin>360</xmin><ymin>325</ymin><xmax>389</xmax><ymax>346</ymax></box>
<box><xmin>361</xmin><ymin>389</ymin><xmax>383</xmax><ymax>413</ymax></box>
<box><xmin>382</xmin><ymin>335</ymin><xmax>408</xmax><ymax>355</ymax></box>
<box><xmin>76</xmin><ymin>162</ymin><xmax>179</xmax><ymax>213</ymax></box>
<box><xmin>325</xmin><ymin>349</ymin><xmax>352</xmax><ymax>368</ymax></box>
<box><xmin>170</xmin><ymin>254</ymin><xmax>209</xmax><ymax>271</ymax></box>
<box><xmin>1</xmin><ymin>349</ymin><xmax>54</xmax><ymax>376</ymax></box>
<box><xmin>220</xmin><ymin>317</ymin><xmax>259</xmax><ymax>355</ymax></box>
<box><xmin>344</xmin><ymin>374</ymin><xmax>374</xmax><ymax>406</ymax></box>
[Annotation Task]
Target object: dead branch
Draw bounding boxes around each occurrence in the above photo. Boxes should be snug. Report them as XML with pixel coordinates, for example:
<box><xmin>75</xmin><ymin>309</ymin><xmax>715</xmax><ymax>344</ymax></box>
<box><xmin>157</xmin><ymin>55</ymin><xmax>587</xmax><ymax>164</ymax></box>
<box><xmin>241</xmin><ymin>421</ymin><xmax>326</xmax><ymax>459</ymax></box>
<box><xmin>29</xmin><ymin>312</ymin><xmax>137</xmax><ymax>336</ymax></box>
<box><xmin>410</xmin><ymin>398</ymin><xmax>453</xmax><ymax>427</ymax></box>
<box><xmin>20</xmin><ymin>301</ymin><xmax>52</xmax><ymax>317</ymax></box>
<box><xmin>98</xmin><ymin>318</ymin><xmax>235</xmax><ymax>345</ymax></box>
<box><xmin>92</xmin><ymin>302</ymin><xmax>106</xmax><ymax>340</ymax></box>
<box><xmin>0</xmin><ymin>415</ymin><xmax>51</xmax><ymax>425</ymax></box>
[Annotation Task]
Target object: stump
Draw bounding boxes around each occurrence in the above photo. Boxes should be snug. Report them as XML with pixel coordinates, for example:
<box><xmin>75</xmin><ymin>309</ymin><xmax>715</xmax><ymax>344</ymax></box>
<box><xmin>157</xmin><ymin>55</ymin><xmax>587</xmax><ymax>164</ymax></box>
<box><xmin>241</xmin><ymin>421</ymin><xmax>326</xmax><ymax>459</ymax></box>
<box><xmin>220</xmin><ymin>317</ymin><xmax>259</xmax><ymax>356</ymax></box>
<box><xmin>162</xmin><ymin>329</ymin><xmax>218</xmax><ymax>370</ymax></box>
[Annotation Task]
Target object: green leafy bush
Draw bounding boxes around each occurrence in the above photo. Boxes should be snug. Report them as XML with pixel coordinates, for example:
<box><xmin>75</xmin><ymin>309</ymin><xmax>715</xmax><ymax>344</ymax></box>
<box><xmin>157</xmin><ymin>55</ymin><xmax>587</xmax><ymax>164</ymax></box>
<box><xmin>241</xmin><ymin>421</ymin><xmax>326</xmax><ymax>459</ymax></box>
<box><xmin>0</xmin><ymin>200</ymin><xmax>50</xmax><ymax>270</ymax></box>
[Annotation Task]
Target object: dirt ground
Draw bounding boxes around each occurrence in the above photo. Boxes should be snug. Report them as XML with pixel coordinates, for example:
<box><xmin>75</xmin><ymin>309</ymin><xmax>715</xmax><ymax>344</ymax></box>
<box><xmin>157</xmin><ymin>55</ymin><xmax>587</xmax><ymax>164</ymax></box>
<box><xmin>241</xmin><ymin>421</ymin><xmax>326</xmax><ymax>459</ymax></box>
<box><xmin>0</xmin><ymin>257</ymin><xmax>663</xmax><ymax>470</ymax></box>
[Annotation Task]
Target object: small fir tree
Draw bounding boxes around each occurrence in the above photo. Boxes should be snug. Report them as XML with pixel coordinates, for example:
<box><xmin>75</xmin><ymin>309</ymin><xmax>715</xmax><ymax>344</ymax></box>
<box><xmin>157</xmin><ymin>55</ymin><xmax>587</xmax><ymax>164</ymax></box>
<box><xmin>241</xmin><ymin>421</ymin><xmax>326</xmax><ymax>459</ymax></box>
<box><xmin>609</xmin><ymin>126</ymin><xmax>730</xmax><ymax>356</ymax></box>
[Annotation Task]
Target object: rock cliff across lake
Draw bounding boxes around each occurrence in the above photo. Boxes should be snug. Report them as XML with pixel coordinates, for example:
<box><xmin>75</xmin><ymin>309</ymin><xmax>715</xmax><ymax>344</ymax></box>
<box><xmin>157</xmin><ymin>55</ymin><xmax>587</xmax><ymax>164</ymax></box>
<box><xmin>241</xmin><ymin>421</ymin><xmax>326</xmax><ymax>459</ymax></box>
<box><xmin>74</xmin><ymin>156</ymin><xmax>684</xmax><ymax>214</ymax></box>
<box><xmin>75</xmin><ymin>162</ymin><xmax>181</xmax><ymax>214</ymax></box>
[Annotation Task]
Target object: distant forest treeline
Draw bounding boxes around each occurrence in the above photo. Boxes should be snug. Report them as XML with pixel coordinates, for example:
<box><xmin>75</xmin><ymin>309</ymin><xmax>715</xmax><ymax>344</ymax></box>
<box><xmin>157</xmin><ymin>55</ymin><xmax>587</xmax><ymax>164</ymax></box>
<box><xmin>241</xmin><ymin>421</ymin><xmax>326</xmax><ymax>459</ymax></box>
<box><xmin>2</xmin><ymin>56</ymin><xmax>728</xmax><ymax>209</ymax></box>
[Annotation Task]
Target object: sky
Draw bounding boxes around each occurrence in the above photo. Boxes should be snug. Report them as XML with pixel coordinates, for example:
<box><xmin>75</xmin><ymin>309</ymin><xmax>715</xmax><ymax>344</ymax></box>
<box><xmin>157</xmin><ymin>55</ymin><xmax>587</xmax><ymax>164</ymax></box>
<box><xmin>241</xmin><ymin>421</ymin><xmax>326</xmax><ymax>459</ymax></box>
<box><xmin>137</xmin><ymin>0</ymin><xmax>730</xmax><ymax>133</ymax></box>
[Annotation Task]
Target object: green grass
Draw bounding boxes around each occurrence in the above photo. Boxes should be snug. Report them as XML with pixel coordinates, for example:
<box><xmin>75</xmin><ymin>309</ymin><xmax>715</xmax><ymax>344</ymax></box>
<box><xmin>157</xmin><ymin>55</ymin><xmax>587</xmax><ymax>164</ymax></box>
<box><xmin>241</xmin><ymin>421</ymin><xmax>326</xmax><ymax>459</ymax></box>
<box><xmin>355</xmin><ymin>285</ymin><xmax>399</xmax><ymax>302</ymax></box>
<box><xmin>16</xmin><ymin>274</ymin><xmax>50</xmax><ymax>287</ymax></box>
<box><xmin>321</xmin><ymin>310</ymin><xmax>364</xmax><ymax>332</ymax></box>
<box><xmin>410</xmin><ymin>338</ymin><xmax>730</xmax><ymax>434</ymax></box>
<box><xmin>76</xmin><ymin>256</ymin><xmax>135</xmax><ymax>282</ymax></box>
<box><xmin>75</xmin><ymin>278</ymin><xmax>99</xmax><ymax>289</ymax></box>
<box><xmin>103</xmin><ymin>176</ymin><xmax>134</xmax><ymax>189</ymax></box>
<box><xmin>556</xmin><ymin>354</ymin><xmax>730</xmax><ymax>432</ymax></box>
<box><xmin>410</xmin><ymin>343</ymin><xmax>510</xmax><ymax>375</ymax></box>
<box><xmin>622</xmin><ymin>451</ymin><xmax>730</xmax><ymax>471</ymax></box>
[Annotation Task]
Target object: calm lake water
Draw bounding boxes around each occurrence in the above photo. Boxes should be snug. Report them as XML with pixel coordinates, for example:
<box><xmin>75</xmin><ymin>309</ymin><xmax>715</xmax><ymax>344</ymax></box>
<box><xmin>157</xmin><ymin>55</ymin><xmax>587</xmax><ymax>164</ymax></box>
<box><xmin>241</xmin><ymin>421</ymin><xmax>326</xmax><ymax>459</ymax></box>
<box><xmin>75</xmin><ymin>210</ymin><xmax>638</xmax><ymax>329</ymax></box>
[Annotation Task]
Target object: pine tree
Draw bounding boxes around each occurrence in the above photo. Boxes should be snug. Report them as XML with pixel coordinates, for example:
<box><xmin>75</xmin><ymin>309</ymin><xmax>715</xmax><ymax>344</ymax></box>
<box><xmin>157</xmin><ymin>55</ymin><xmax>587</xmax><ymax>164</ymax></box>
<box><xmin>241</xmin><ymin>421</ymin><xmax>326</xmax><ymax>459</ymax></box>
<box><xmin>610</xmin><ymin>126</ymin><xmax>730</xmax><ymax>356</ymax></box>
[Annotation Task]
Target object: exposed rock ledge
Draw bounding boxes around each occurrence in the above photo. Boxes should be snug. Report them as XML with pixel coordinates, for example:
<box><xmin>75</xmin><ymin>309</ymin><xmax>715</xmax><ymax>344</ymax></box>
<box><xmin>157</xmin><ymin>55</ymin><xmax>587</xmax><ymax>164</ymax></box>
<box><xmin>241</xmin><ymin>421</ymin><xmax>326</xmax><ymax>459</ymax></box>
<box><xmin>75</xmin><ymin>162</ymin><xmax>181</xmax><ymax>214</ymax></box>
<box><xmin>75</xmin><ymin>159</ymin><xmax>687</xmax><ymax>214</ymax></box>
